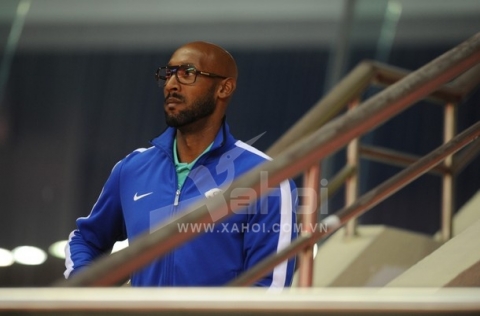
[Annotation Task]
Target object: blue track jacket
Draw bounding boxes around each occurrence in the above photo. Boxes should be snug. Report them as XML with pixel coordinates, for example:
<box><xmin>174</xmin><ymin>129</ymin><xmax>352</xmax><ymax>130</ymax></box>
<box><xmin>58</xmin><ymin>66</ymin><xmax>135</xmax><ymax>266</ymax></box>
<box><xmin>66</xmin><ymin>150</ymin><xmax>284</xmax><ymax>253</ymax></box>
<box><xmin>65</xmin><ymin>122</ymin><xmax>298</xmax><ymax>287</ymax></box>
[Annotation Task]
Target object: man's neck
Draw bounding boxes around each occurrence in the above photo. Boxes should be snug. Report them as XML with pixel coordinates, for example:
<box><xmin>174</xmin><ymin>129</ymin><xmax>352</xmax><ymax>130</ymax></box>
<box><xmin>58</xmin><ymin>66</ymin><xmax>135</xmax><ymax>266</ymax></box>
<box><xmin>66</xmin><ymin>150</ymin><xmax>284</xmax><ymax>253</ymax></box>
<box><xmin>175</xmin><ymin>118</ymin><xmax>222</xmax><ymax>163</ymax></box>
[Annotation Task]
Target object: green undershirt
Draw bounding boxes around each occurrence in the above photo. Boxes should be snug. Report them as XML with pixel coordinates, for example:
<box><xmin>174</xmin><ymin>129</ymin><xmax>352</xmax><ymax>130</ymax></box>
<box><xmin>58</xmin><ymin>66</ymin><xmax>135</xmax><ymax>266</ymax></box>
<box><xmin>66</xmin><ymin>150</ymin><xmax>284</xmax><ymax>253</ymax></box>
<box><xmin>173</xmin><ymin>138</ymin><xmax>213</xmax><ymax>189</ymax></box>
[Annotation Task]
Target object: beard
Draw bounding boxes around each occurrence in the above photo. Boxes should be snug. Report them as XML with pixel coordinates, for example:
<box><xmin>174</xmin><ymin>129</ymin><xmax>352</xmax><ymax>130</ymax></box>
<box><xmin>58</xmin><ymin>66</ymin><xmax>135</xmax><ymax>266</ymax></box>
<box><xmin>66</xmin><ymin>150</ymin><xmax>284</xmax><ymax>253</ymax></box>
<box><xmin>165</xmin><ymin>85</ymin><xmax>216</xmax><ymax>128</ymax></box>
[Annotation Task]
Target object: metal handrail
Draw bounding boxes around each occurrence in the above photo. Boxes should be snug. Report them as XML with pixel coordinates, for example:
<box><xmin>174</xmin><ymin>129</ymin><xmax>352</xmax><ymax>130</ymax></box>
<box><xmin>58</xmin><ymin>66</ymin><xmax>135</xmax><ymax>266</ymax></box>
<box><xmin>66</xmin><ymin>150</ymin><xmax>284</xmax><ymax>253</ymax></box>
<box><xmin>359</xmin><ymin>144</ymin><xmax>451</xmax><ymax>175</ymax></box>
<box><xmin>452</xmin><ymin>138</ymin><xmax>480</xmax><ymax>174</ymax></box>
<box><xmin>3</xmin><ymin>288</ymin><xmax>480</xmax><ymax>315</ymax></box>
<box><xmin>266</xmin><ymin>56</ymin><xmax>480</xmax><ymax>158</ymax></box>
<box><xmin>54</xmin><ymin>32</ymin><xmax>480</xmax><ymax>287</ymax></box>
<box><xmin>325</xmin><ymin>164</ymin><xmax>356</xmax><ymax>199</ymax></box>
<box><xmin>371</xmin><ymin>61</ymin><xmax>464</xmax><ymax>104</ymax></box>
<box><xmin>229</xmin><ymin>121</ymin><xmax>480</xmax><ymax>286</ymax></box>
<box><xmin>266</xmin><ymin>42</ymin><xmax>480</xmax><ymax>217</ymax></box>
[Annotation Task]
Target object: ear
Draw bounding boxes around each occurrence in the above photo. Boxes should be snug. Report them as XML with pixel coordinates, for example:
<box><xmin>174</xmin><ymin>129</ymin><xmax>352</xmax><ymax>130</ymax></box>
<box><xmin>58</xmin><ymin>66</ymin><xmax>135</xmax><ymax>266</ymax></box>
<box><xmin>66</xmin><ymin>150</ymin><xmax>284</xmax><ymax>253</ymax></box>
<box><xmin>217</xmin><ymin>78</ymin><xmax>236</xmax><ymax>99</ymax></box>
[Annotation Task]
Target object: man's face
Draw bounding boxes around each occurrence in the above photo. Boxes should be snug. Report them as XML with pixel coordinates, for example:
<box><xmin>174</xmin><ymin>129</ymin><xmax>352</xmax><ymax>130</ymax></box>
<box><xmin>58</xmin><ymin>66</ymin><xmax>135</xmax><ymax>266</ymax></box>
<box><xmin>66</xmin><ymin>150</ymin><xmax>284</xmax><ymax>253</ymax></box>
<box><xmin>164</xmin><ymin>84</ymin><xmax>216</xmax><ymax>128</ymax></box>
<box><xmin>163</xmin><ymin>47</ymin><xmax>218</xmax><ymax>128</ymax></box>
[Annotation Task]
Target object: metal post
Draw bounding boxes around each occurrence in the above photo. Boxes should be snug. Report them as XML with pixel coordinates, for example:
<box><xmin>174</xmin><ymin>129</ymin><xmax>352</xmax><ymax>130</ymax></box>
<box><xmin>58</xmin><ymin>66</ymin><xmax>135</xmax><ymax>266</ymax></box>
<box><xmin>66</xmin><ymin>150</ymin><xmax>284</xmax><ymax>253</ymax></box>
<box><xmin>441</xmin><ymin>102</ymin><xmax>456</xmax><ymax>241</ymax></box>
<box><xmin>345</xmin><ymin>99</ymin><xmax>360</xmax><ymax>238</ymax></box>
<box><xmin>297</xmin><ymin>164</ymin><xmax>320</xmax><ymax>287</ymax></box>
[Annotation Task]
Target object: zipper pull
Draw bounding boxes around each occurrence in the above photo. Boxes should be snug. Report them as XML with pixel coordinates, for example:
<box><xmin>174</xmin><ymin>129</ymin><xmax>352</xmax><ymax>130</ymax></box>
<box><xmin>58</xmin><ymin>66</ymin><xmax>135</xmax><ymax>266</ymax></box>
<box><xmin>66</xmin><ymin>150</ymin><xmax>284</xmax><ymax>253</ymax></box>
<box><xmin>174</xmin><ymin>189</ymin><xmax>180</xmax><ymax>206</ymax></box>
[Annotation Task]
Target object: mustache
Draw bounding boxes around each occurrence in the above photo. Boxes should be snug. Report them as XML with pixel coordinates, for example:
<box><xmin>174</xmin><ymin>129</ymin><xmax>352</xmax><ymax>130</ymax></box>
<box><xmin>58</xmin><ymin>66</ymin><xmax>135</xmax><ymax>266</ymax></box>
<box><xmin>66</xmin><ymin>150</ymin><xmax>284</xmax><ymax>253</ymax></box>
<box><xmin>165</xmin><ymin>93</ymin><xmax>185</xmax><ymax>102</ymax></box>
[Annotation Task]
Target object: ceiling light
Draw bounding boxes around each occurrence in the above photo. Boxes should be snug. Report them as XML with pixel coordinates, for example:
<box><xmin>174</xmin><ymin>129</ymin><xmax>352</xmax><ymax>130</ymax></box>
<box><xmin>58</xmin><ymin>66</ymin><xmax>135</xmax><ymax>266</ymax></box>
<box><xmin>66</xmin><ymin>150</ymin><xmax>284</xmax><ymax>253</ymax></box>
<box><xmin>12</xmin><ymin>246</ymin><xmax>47</xmax><ymax>265</ymax></box>
<box><xmin>0</xmin><ymin>248</ymin><xmax>14</xmax><ymax>267</ymax></box>
<box><xmin>48</xmin><ymin>240</ymin><xmax>68</xmax><ymax>259</ymax></box>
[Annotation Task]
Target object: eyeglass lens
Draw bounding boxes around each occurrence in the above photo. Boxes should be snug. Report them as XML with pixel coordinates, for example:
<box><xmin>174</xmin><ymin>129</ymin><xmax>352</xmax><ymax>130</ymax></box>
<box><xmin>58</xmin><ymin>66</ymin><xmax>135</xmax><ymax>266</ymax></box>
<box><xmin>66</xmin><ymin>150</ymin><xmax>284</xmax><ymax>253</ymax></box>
<box><xmin>158</xmin><ymin>65</ymin><xmax>197</xmax><ymax>84</ymax></box>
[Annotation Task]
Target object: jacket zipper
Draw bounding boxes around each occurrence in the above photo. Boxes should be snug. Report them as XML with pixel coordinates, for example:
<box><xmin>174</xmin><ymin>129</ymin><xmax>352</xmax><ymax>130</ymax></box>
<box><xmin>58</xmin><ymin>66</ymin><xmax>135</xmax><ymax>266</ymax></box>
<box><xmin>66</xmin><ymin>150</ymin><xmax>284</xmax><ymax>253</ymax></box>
<box><xmin>169</xmin><ymin>188</ymin><xmax>182</xmax><ymax>285</ymax></box>
<box><xmin>173</xmin><ymin>189</ymin><xmax>181</xmax><ymax>206</ymax></box>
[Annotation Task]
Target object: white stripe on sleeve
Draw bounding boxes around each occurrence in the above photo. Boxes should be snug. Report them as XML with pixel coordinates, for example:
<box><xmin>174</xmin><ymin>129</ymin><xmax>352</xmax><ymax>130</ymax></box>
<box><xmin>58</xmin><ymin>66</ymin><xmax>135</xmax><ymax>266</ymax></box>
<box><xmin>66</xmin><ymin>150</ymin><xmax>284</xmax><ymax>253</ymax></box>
<box><xmin>63</xmin><ymin>230</ymin><xmax>76</xmax><ymax>279</ymax></box>
<box><xmin>269</xmin><ymin>180</ymin><xmax>293</xmax><ymax>290</ymax></box>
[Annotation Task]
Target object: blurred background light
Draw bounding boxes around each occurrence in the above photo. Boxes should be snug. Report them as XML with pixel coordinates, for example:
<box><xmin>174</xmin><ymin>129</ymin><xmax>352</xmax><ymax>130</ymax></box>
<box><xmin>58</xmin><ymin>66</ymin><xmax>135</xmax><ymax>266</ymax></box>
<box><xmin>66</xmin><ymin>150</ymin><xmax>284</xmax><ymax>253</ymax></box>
<box><xmin>0</xmin><ymin>248</ymin><xmax>14</xmax><ymax>267</ymax></box>
<box><xmin>12</xmin><ymin>246</ymin><xmax>47</xmax><ymax>265</ymax></box>
<box><xmin>48</xmin><ymin>240</ymin><xmax>68</xmax><ymax>259</ymax></box>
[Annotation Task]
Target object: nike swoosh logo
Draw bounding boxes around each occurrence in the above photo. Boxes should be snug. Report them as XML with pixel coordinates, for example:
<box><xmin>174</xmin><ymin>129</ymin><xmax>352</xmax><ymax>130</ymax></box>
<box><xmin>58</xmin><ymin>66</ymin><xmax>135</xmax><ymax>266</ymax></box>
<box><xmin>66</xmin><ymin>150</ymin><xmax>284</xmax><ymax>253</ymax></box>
<box><xmin>133</xmin><ymin>192</ymin><xmax>153</xmax><ymax>201</ymax></box>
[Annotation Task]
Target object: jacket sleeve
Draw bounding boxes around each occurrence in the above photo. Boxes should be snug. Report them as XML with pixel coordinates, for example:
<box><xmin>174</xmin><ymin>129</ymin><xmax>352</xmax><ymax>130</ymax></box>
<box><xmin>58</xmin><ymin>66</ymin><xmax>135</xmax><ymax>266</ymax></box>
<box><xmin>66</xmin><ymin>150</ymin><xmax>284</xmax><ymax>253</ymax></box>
<box><xmin>243</xmin><ymin>179</ymin><xmax>298</xmax><ymax>288</ymax></box>
<box><xmin>64</xmin><ymin>160</ymin><xmax>127</xmax><ymax>279</ymax></box>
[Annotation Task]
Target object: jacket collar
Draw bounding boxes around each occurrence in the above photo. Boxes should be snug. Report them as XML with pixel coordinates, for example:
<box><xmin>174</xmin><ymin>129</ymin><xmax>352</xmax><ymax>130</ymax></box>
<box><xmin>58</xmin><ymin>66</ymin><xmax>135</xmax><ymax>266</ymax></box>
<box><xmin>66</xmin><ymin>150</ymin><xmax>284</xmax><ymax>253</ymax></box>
<box><xmin>150</xmin><ymin>118</ymin><xmax>235</xmax><ymax>160</ymax></box>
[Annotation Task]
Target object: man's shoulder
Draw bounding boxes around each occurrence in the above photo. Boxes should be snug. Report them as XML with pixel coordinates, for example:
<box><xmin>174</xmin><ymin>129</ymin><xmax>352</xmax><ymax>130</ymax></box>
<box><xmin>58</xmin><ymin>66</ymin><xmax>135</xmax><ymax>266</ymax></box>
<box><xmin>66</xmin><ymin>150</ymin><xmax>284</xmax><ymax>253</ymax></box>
<box><xmin>233</xmin><ymin>140</ymin><xmax>272</xmax><ymax>162</ymax></box>
<box><xmin>217</xmin><ymin>140</ymin><xmax>271</xmax><ymax>173</ymax></box>
<box><xmin>125</xmin><ymin>146</ymin><xmax>156</xmax><ymax>161</ymax></box>
<box><xmin>227</xmin><ymin>140</ymin><xmax>297</xmax><ymax>188</ymax></box>
<box><xmin>113</xmin><ymin>146</ymin><xmax>157</xmax><ymax>171</ymax></box>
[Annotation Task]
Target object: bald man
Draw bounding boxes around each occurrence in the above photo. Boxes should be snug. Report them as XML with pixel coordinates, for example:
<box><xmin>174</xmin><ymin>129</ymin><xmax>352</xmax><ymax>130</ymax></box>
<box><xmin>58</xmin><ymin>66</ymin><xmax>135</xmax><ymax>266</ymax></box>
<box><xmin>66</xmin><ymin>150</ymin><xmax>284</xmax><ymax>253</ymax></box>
<box><xmin>64</xmin><ymin>42</ymin><xmax>298</xmax><ymax>288</ymax></box>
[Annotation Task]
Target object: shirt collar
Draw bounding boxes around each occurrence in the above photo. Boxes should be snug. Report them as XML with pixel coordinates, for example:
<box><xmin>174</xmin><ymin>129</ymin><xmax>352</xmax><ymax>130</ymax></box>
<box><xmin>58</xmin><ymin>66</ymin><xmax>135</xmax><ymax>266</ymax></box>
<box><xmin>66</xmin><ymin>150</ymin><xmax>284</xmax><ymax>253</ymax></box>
<box><xmin>173</xmin><ymin>137</ymin><xmax>213</xmax><ymax>171</ymax></box>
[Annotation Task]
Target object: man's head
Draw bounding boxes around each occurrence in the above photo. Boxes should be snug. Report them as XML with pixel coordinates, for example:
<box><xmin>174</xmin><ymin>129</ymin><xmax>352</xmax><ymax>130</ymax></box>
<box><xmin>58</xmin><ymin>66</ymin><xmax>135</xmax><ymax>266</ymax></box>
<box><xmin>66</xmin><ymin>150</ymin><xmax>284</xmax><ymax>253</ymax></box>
<box><xmin>160</xmin><ymin>41</ymin><xmax>237</xmax><ymax>128</ymax></box>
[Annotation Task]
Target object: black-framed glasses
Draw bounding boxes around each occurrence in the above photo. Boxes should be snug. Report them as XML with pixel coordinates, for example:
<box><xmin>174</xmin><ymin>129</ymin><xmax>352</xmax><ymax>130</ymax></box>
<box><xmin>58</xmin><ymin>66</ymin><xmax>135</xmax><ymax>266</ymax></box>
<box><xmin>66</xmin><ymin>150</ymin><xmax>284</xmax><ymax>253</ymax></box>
<box><xmin>155</xmin><ymin>64</ymin><xmax>227</xmax><ymax>85</ymax></box>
